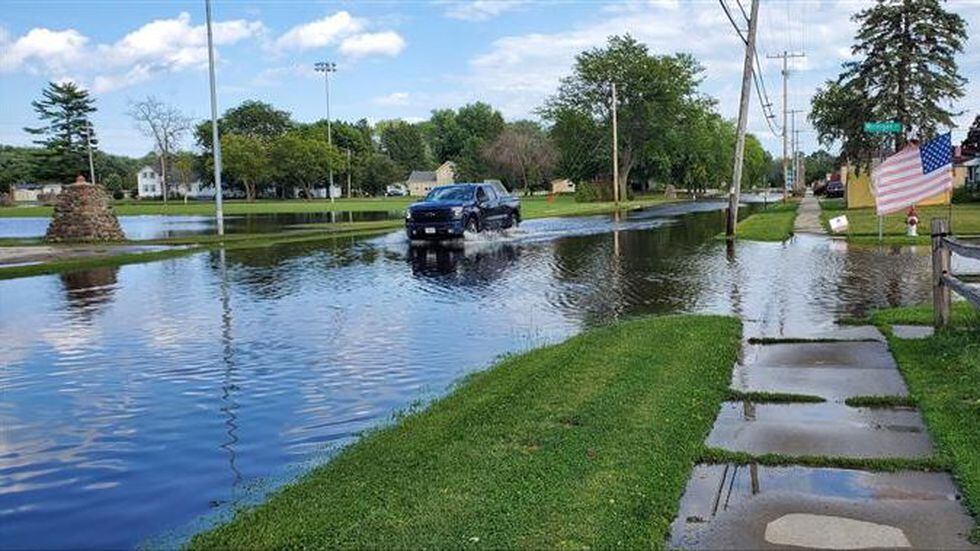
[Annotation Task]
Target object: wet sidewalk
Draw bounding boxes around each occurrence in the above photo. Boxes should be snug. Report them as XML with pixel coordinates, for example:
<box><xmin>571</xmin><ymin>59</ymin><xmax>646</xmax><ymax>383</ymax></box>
<box><xmin>794</xmin><ymin>191</ymin><xmax>825</xmax><ymax>234</ymax></box>
<box><xmin>670</xmin><ymin>268</ymin><xmax>977</xmax><ymax>547</ymax></box>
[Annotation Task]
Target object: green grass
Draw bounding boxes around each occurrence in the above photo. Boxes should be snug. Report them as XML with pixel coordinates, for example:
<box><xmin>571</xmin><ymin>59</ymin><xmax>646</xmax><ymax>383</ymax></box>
<box><xmin>0</xmin><ymin>194</ymin><xmax>676</xmax><ymax>219</ymax></box>
<box><xmin>819</xmin><ymin>199</ymin><xmax>980</xmax><ymax>245</ymax></box>
<box><xmin>190</xmin><ymin>314</ymin><xmax>741</xmax><ymax>549</ymax></box>
<box><xmin>841</xmin><ymin>303</ymin><xmax>977</xmax><ymax>327</ymax></box>
<box><xmin>726</xmin><ymin>389</ymin><xmax>826</xmax><ymax>403</ymax></box>
<box><xmin>725</xmin><ymin>201</ymin><xmax>799</xmax><ymax>242</ymax></box>
<box><xmin>699</xmin><ymin>447</ymin><xmax>951</xmax><ymax>473</ymax></box>
<box><xmin>0</xmin><ymin>222</ymin><xmax>398</xmax><ymax>280</ymax></box>
<box><xmin>885</xmin><ymin>327</ymin><xmax>980</xmax><ymax>538</ymax></box>
<box><xmin>844</xmin><ymin>395</ymin><xmax>917</xmax><ymax>408</ymax></box>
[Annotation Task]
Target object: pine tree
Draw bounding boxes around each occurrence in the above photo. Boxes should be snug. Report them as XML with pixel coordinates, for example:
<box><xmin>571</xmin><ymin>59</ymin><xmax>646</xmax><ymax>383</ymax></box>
<box><xmin>842</xmin><ymin>0</ymin><xmax>967</xmax><ymax>148</ymax></box>
<box><xmin>962</xmin><ymin>115</ymin><xmax>980</xmax><ymax>157</ymax></box>
<box><xmin>24</xmin><ymin>81</ymin><xmax>98</xmax><ymax>183</ymax></box>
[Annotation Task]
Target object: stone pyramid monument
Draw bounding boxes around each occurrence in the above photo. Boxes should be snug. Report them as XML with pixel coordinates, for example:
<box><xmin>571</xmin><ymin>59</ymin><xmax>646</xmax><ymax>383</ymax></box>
<box><xmin>45</xmin><ymin>175</ymin><xmax>126</xmax><ymax>242</ymax></box>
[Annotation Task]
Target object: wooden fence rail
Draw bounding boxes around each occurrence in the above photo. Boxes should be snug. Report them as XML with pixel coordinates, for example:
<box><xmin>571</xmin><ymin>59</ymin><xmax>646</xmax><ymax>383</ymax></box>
<box><xmin>931</xmin><ymin>218</ymin><xmax>980</xmax><ymax>328</ymax></box>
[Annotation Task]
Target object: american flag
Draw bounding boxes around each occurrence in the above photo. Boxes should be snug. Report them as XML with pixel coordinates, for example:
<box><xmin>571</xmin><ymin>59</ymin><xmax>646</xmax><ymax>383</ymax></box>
<box><xmin>872</xmin><ymin>133</ymin><xmax>953</xmax><ymax>215</ymax></box>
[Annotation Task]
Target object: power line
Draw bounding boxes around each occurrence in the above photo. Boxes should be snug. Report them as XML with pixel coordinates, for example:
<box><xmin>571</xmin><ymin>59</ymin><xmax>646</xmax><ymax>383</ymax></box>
<box><xmin>718</xmin><ymin>0</ymin><xmax>747</xmax><ymax>44</ymax></box>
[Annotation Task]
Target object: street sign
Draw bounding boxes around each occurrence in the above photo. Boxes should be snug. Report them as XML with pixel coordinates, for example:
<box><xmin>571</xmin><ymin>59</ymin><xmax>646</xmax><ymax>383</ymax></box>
<box><xmin>786</xmin><ymin>168</ymin><xmax>795</xmax><ymax>189</ymax></box>
<box><xmin>863</xmin><ymin>121</ymin><xmax>903</xmax><ymax>134</ymax></box>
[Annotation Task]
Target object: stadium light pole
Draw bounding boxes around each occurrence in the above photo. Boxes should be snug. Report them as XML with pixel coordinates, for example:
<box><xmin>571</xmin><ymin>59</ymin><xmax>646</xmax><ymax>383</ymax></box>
<box><xmin>205</xmin><ymin>0</ymin><xmax>225</xmax><ymax>235</ymax></box>
<box><xmin>314</xmin><ymin>61</ymin><xmax>337</xmax><ymax>203</ymax></box>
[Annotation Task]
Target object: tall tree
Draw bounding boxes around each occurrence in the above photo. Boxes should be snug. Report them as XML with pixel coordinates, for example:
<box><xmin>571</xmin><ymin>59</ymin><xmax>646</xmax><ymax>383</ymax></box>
<box><xmin>809</xmin><ymin>80</ymin><xmax>881</xmax><ymax>165</ymax></box>
<box><xmin>379</xmin><ymin>121</ymin><xmax>431</xmax><ymax>176</ymax></box>
<box><xmin>543</xmin><ymin>35</ymin><xmax>706</xmax><ymax>199</ymax></box>
<box><xmin>962</xmin><ymin>115</ymin><xmax>980</xmax><ymax>157</ymax></box>
<box><xmin>813</xmin><ymin>0</ymin><xmax>967</xmax><ymax>159</ymax></box>
<box><xmin>269</xmin><ymin>133</ymin><xmax>341</xmax><ymax>200</ymax></box>
<box><xmin>24</xmin><ymin>81</ymin><xmax>97</xmax><ymax>183</ymax></box>
<box><xmin>548</xmin><ymin>108</ymin><xmax>605</xmax><ymax>184</ymax></box>
<box><xmin>221</xmin><ymin>134</ymin><xmax>269</xmax><ymax>202</ymax></box>
<box><xmin>483</xmin><ymin>121</ymin><xmax>556</xmax><ymax>194</ymax></box>
<box><xmin>195</xmin><ymin>100</ymin><xmax>294</xmax><ymax>150</ymax></box>
<box><xmin>129</xmin><ymin>97</ymin><xmax>191</xmax><ymax>204</ymax></box>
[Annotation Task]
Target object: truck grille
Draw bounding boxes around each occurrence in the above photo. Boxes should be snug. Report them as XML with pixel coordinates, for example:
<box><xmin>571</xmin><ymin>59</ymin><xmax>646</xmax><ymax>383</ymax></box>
<box><xmin>412</xmin><ymin>209</ymin><xmax>453</xmax><ymax>223</ymax></box>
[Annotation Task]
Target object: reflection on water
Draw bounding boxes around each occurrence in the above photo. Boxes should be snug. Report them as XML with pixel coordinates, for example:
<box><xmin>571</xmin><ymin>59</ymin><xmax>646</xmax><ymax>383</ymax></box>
<box><xmin>1</xmin><ymin>201</ymin><xmax>974</xmax><ymax>549</ymax></box>
<box><xmin>0</xmin><ymin>210</ymin><xmax>397</xmax><ymax>240</ymax></box>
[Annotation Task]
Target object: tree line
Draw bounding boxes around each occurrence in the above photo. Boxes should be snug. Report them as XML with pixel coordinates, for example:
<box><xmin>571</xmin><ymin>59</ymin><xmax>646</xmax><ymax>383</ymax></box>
<box><xmin>2</xmin><ymin>34</ymin><xmax>775</xmax><ymax>201</ymax></box>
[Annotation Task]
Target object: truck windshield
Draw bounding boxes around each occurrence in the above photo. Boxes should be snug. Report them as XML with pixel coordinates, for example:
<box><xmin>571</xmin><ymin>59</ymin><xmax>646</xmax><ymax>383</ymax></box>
<box><xmin>426</xmin><ymin>187</ymin><xmax>474</xmax><ymax>202</ymax></box>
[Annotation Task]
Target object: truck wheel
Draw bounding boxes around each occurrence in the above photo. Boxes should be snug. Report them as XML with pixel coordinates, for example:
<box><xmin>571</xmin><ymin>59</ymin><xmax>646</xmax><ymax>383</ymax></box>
<box><xmin>510</xmin><ymin>212</ymin><xmax>520</xmax><ymax>228</ymax></box>
<box><xmin>465</xmin><ymin>216</ymin><xmax>480</xmax><ymax>234</ymax></box>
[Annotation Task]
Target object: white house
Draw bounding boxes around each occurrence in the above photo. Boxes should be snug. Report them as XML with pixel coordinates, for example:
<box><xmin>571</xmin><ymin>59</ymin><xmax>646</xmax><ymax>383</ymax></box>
<box><xmin>12</xmin><ymin>183</ymin><xmax>62</xmax><ymax>202</ymax></box>
<box><xmin>137</xmin><ymin>166</ymin><xmax>213</xmax><ymax>199</ymax></box>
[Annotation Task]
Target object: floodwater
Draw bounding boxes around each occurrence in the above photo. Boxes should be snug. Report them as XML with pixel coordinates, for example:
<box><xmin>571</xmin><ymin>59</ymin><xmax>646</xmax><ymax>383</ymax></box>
<box><xmin>1</xmin><ymin>199</ymin><xmax>973</xmax><ymax>549</ymax></box>
<box><xmin>0</xmin><ymin>211</ymin><xmax>397</xmax><ymax>240</ymax></box>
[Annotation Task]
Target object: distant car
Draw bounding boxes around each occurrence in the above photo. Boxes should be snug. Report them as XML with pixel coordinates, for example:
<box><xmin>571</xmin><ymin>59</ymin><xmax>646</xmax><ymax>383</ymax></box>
<box><xmin>824</xmin><ymin>181</ymin><xmax>844</xmax><ymax>198</ymax></box>
<box><xmin>385</xmin><ymin>184</ymin><xmax>408</xmax><ymax>197</ymax></box>
<box><xmin>405</xmin><ymin>183</ymin><xmax>521</xmax><ymax>240</ymax></box>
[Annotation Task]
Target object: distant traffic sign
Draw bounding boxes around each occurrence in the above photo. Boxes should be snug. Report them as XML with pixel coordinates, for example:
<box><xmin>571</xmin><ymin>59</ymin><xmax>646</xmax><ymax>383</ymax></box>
<box><xmin>863</xmin><ymin>121</ymin><xmax>903</xmax><ymax>134</ymax></box>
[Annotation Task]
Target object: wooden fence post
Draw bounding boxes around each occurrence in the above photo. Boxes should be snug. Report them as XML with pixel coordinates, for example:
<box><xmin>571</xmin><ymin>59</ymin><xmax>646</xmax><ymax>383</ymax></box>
<box><xmin>931</xmin><ymin>218</ymin><xmax>951</xmax><ymax>328</ymax></box>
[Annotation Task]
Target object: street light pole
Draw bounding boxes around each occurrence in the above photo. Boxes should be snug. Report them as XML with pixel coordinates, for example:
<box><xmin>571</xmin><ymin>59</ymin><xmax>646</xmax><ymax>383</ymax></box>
<box><xmin>205</xmin><ymin>0</ymin><xmax>225</xmax><ymax>236</ymax></box>
<box><xmin>611</xmin><ymin>82</ymin><xmax>620</xmax><ymax>205</ymax></box>
<box><xmin>314</xmin><ymin>61</ymin><xmax>337</xmax><ymax>203</ymax></box>
<box><xmin>84</xmin><ymin>122</ymin><xmax>96</xmax><ymax>184</ymax></box>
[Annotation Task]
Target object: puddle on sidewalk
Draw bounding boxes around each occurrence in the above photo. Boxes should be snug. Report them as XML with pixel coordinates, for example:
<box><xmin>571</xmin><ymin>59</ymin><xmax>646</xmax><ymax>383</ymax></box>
<box><xmin>669</xmin><ymin>464</ymin><xmax>975</xmax><ymax>549</ymax></box>
<box><xmin>706</xmin><ymin>402</ymin><xmax>933</xmax><ymax>458</ymax></box>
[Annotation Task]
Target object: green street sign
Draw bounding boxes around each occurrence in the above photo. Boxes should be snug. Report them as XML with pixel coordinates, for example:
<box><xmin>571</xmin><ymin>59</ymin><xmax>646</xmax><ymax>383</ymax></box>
<box><xmin>863</xmin><ymin>121</ymin><xmax>903</xmax><ymax>134</ymax></box>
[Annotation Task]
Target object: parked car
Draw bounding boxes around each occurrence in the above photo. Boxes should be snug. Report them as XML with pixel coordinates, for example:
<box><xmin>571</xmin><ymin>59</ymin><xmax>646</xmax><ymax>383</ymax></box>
<box><xmin>385</xmin><ymin>184</ymin><xmax>408</xmax><ymax>197</ymax></box>
<box><xmin>824</xmin><ymin>180</ymin><xmax>844</xmax><ymax>198</ymax></box>
<box><xmin>405</xmin><ymin>183</ymin><xmax>521</xmax><ymax>239</ymax></box>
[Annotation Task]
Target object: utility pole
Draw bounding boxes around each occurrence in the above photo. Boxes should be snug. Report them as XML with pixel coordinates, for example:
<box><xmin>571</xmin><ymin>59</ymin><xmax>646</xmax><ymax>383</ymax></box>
<box><xmin>314</xmin><ymin>61</ymin><xmax>337</xmax><ymax>202</ymax></box>
<box><xmin>789</xmin><ymin>109</ymin><xmax>805</xmax><ymax>194</ymax></box>
<box><xmin>205</xmin><ymin>0</ymin><xmax>225</xmax><ymax>235</ymax></box>
<box><xmin>767</xmin><ymin>51</ymin><xmax>806</xmax><ymax>200</ymax></box>
<box><xmin>346</xmin><ymin>148</ymin><xmax>352</xmax><ymax>199</ymax></box>
<box><xmin>84</xmin><ymin>122</ymin><xmax>96</xmax><ymax>184</ymax></box>
<box><xmin>611</xmin><ymin>81</ymin><xmax>620</xmax><ymax>204</ymax></box>
<box><xmin>725</xmin><ymin>0</ymin><xmax>760</xmax><ymax>239</ymax></box>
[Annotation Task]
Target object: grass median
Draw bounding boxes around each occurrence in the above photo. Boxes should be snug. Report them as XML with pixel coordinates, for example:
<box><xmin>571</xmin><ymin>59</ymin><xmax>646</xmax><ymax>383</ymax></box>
<box><xmin>0</xmin><ymin>194</ymin><xmax>676</xmax><ymax>219</ymax></box>
<box><xmin>819</xmin><ymin>199</ymin><xmax>980</xmax><ymax>244</ymax></box>
<box><xmin>190</xmin><ymin>314</ymin><xmax>741</xmax><ymax>549</ymax></box>
<box><xmin>716</xmin><ymin>201</ymin><xmax>799</xmax><ymax>242</ymax></box>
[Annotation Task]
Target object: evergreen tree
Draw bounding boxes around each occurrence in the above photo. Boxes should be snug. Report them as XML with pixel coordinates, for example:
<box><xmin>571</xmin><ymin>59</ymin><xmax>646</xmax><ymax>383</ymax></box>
<box><xmin>841</xmin><ymin>0</ymin><xmax>967</xmax><ymax>149</ymax></box>
<box><xmin>962</xmin><ymin>115</ymin><xmax>980</xmax><ymax>157</ymax></box>
<box><xmin>24</xmin><ymin>81</ymin><xmax>97</xmax><ymax>183</ymax></box>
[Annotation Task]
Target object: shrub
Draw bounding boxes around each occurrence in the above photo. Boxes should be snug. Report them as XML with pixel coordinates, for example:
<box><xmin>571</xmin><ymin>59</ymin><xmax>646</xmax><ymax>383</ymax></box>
<box><xmin>952</xmin><ymin>185</ymin><xmax>979</xmax><ymax>204</ymax></box>
<box><xmin>575</xmin><ymin>181</ymin><xmax>601</xmax><ymax>203</ymax></box>
<box><xmin>112</xmin><ymin>190</ymin><xmax>125</xmax><ymax>200</ymax></box>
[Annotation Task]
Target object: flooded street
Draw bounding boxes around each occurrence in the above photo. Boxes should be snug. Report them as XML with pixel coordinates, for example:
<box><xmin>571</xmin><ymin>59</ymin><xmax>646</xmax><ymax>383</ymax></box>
<box><xmin>0</xmin><ymin>201</ymin><xmax>969</xmax><ymax>548</ymax></box>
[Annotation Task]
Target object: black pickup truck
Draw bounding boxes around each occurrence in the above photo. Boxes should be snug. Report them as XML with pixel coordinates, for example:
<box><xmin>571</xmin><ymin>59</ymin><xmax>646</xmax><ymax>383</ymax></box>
<box><xmin>405</xmin><ymin>183</ymin><xmax>521</xmax><ymax>239</ymax></box>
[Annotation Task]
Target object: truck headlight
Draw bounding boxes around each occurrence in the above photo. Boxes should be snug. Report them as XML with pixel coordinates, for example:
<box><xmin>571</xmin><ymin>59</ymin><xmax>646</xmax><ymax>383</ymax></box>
<box><xmin>451</xmin><ymin>207</ymin><xmax>464</xmax><ymax>219</ymax></box>
<box><xmin>405</xmin><ymin>210</ymin><xmax>412</xmax><ymax>220</ymax></box>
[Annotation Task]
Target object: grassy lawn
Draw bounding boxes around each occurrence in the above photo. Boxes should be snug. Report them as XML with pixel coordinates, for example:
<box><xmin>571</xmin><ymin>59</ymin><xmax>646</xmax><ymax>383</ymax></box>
<box><xmin>0</xmin><ymin>194</ymin><xmax>675</xmax><ymax>219</ymax></box>
<box><xmin>717</xmin><ymin>201</ymin><xmax>799</xmax><ymax>242</ymax></box>
<box><xmin>859</xmin><ymin>304</ymin><xmax>979</xmax><ymax>540</ymax></box>
<box><xmin>190</xmin><ymin>314</ymin><xmax>741</xmax><ymax>549</ymax></box>
<box><xmin>819</xmin><ymin>199</ymin><xmax>980</xmax><ymax>244</ymax></box>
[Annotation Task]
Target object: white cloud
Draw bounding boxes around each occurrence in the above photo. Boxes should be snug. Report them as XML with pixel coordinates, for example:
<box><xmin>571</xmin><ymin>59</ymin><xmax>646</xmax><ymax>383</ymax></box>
<box><xmin>0</xmin><ymin>12</ymin><xmax>263</xmax><ymax>92</ymax></box>
<box><xmin>374</xmin><ymin>91</ymin><xmax>410</xmax><ymax>106</ymax></box>
<box><xmin>443</xmin><ymin>1</ymin><xmax>526</xmax><ymax>21</ymax></box>
<box><xmin>274</xmin><ymin>11</ymin><xmax>363</xmax><ymax>51</ymax></box>
<box><xmin>0</xmin><ymin>27</ymin><xmax>89</xmax><ymax>73</ymax></box>
<box><xmin>339</xmin><ymin>31</ymin><xmax>406</xmax><ymax>58</ymax></box>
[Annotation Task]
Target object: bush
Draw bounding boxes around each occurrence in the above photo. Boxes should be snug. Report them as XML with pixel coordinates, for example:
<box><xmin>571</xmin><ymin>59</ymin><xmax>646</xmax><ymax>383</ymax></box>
<box><xmin>112</xmin><ymin>190</ymin><xmax>125</xmax><ymax>200</ymax></box>
<box><xmin>575</xmin><ymin>181</ymin><xmax>601</xmax><ymax>203</ymax></box>
<box><xmin>952</xmin><ymin>185</ymin><xmax>980</xmax><ymax>204</ymax></box>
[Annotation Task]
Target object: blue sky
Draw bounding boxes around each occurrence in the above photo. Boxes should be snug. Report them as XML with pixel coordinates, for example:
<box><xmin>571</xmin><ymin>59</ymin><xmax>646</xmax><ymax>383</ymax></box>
<box><xmin>2</xmin><ymin>0</ymin><xmax>978</xmax><ymax>158</ymax></box>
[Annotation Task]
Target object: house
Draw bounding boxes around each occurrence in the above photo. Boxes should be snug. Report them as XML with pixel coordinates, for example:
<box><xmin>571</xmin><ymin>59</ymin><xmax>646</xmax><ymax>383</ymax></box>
<box><xmin>406</xmin><ymin>161</ymin><xmax>455</xmax><ymax>196</ymax></box>
<box><xmin>12</xmin><ymin>183</ymin><xmax>62</xmax><ymax>202</ymax></box>
<box><xmin>137</xmin><ymin>165</ymin><xmax>213</xmax><ymax>199</ymax></box>
<box><xmin>550</xmin><ymin>178</ymin><xmax>576</xmax><ymax>194</ymax></box>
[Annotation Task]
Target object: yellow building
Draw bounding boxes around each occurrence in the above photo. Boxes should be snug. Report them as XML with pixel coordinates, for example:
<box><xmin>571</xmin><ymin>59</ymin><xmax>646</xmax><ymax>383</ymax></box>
<box><xmin>842</xmin><ymin>164</ymin><xmax>950</xmax><ymax>209</ymax></box>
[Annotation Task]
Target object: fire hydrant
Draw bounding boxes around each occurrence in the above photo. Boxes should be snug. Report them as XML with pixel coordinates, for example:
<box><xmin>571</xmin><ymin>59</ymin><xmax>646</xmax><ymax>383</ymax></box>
<box><xmin>906</xmin><ymin>206</ymin><xmax>919</xmax><ymax>237</ymax></box>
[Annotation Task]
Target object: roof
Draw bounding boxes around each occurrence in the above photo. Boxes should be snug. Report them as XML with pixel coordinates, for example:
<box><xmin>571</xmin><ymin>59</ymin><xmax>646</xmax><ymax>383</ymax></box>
<box><xmin>407</xmin><ymin>171</ymin><xmax>437</xmax><ymax>184</ymax></box>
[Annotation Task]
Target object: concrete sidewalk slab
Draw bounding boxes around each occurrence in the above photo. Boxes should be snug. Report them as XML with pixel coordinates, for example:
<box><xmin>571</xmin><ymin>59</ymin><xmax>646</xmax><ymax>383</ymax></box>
<box><xmin>744</xmin><ymin>341</ymin><xmax>897</xmax><ymax>370</ymax></box>
<box><xmin>744</xmin><ymin>322</ymin><xmax>885</xmax><ymax>342</ymax></box>
<box><xmin>893</xmin><ymin>325</ymin><xmax>935</xmax><ymax>339</ymax></box>
<box><xmin>732</xmin><ymin>363</ymin><xmax>909</xmax><ymax>399</ymax></box>
<box><xmin>706</xmin><ymin>402</ymin><xmax>933</xmax><ymax>458</ymax></box>
<box><xmin>669</xmin><ymin>464</ymin><xmax>977</xmax><ymax>549</ymax></box>
<box><xmin>794</xmin><ymin>193</ymin><xmax>826</xmax><ymax>235</ymax></box>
